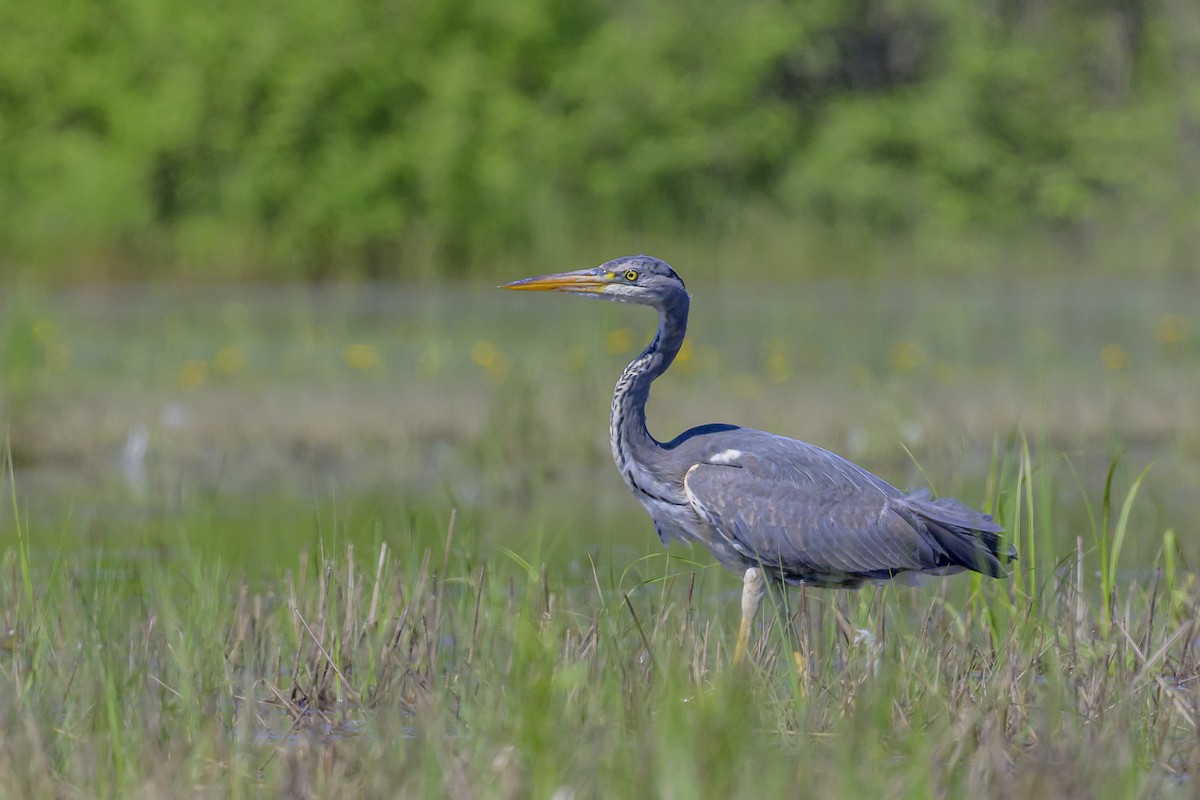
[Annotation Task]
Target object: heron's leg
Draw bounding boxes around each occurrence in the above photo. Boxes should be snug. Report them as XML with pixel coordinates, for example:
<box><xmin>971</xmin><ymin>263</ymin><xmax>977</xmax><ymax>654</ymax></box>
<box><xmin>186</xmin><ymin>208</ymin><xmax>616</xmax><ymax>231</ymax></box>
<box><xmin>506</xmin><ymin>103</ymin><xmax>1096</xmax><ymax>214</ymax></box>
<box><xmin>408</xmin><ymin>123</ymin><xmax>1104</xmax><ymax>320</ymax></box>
<box><xmin>733</xmin><ymin>567</ymin><xmax>765</xmax><ymax>666</ymax></box>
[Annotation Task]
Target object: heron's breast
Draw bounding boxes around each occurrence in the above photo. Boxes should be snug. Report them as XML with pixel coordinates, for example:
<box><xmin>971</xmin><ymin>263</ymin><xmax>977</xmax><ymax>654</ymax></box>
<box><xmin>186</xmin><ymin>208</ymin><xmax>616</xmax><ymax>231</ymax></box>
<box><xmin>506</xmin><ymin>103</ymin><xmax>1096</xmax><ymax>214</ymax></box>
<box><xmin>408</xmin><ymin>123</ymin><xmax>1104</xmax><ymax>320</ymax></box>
<box><xmin>636</xmin><ymin>494</ymin><xmax>752</xmax><ymax>571</ymax></box>
<box><xmin>636</xmin><ymin>494</ymin><xmax>697</xmax><ymax>540</ymax></box>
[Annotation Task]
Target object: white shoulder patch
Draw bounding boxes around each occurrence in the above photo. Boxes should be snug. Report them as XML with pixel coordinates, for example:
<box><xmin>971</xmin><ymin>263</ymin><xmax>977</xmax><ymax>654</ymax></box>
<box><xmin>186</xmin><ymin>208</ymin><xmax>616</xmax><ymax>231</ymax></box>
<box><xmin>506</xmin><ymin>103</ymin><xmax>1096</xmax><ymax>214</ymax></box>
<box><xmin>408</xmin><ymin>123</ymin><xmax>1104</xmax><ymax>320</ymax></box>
<box><xmin>708</xmin><ymin>449</ymin><xmax>742</xmax><ymax>465</ymax></box>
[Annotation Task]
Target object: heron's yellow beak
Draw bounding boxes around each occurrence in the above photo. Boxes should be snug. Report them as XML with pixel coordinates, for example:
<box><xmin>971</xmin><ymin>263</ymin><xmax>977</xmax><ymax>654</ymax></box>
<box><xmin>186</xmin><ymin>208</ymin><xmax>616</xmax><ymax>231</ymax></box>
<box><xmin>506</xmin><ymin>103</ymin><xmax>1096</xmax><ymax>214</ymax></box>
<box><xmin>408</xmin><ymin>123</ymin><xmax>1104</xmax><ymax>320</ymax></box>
<box><xmin>500</xmin><ymin>268</ymin><xmax>608</xmax><ymax>293</ymax></box>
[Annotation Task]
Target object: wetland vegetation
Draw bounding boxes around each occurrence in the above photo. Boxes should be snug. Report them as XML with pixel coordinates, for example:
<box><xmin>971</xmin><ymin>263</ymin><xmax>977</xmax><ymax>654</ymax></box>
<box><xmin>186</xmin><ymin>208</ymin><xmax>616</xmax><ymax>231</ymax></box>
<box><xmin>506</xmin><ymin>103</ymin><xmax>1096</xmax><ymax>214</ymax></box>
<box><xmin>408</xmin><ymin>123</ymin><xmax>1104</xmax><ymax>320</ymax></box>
<box><xmin>2</xmin><ymin>278</ymin><xmax>1197</xmax><ymax>796</ymax></box>
<box><xmin>3</xmin><ymin>0</ymin><xmax>1199</xmax><ymax>793</ymax></box>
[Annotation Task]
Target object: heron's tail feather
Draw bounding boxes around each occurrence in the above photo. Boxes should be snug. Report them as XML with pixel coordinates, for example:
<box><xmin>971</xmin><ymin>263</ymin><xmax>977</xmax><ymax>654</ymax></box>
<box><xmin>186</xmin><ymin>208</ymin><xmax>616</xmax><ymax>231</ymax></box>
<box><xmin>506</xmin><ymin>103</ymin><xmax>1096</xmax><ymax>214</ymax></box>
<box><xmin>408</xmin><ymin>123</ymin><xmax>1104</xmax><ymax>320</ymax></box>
<box><xmin>899</xmin><ymin>490</ymin><xmax>1017</xmax><ymax>578</ymax></box>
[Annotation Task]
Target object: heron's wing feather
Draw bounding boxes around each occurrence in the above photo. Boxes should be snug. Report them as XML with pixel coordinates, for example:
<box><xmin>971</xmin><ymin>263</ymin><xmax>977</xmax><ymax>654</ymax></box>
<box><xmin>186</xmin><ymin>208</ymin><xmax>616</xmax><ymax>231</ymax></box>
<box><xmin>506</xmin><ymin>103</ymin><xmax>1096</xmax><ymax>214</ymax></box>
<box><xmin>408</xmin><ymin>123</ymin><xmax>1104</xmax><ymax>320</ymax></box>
<box><xmin>680</xmin><ymin>435</ymin><xmax>1005</xmax><ymax>580</ymax></box>
<box><xmin>683</xmin><ymin>463</ymin><xmax>929</xmax><ymax>577</ymax></box>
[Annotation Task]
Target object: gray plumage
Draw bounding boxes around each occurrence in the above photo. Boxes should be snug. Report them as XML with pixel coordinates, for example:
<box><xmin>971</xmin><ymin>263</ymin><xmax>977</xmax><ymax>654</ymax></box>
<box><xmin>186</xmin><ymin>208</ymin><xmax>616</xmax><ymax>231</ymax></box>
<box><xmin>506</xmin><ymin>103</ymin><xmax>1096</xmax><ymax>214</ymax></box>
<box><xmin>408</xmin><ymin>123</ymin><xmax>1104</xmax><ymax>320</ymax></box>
<box><xmin>504</xmin><ymin>255</ymin><xmax>1015</xmax><ymax>590</ymax></box>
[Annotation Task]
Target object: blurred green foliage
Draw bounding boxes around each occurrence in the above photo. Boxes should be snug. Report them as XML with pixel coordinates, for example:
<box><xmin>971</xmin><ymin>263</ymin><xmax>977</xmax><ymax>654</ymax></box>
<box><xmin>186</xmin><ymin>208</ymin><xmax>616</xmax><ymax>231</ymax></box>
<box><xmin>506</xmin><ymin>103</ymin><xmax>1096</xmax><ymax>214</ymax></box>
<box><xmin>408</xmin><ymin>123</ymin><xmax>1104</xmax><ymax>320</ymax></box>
<box><xmin>0</xmin><ymin>0</ymin><xmax>1197</xmax><ymax>280</ymax></box>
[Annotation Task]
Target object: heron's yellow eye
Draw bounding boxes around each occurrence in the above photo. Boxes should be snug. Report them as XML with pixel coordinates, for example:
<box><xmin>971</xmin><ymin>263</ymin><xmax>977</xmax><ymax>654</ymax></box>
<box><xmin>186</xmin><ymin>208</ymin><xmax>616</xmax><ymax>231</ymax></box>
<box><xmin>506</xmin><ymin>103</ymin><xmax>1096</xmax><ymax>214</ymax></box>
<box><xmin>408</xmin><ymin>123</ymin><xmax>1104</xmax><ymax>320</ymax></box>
<box><xmin>624</xmin><ymin>269</ymin><xmax>639</xmax><ymax>282</ymax></box>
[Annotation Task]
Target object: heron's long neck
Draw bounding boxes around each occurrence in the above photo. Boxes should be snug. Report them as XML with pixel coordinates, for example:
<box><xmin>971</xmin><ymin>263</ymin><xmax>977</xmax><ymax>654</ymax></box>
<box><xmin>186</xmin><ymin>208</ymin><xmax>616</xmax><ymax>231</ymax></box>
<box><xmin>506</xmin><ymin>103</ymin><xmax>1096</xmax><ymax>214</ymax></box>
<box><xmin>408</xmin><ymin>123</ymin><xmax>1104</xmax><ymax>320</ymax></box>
<box><xmin>610</xmin><ymin>293</ymin><xmax>689</xmax><ymax>492</ymax></box>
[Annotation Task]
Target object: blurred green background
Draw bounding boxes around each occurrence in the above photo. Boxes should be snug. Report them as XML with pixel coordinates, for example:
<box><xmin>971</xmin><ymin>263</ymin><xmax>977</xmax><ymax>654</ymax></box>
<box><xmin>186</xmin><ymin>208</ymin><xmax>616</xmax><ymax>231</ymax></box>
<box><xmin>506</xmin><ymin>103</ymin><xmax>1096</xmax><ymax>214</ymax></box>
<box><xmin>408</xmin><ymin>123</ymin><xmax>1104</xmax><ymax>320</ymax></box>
<box><xmin>2</xmin><ymin>0</ymin><xmax>1198</xmax><ymax>282</ymax></box>
<box><xmin>1</xmin><ymin>0</ymin><xmax>1198</xmax><ymax>574</ymax></box>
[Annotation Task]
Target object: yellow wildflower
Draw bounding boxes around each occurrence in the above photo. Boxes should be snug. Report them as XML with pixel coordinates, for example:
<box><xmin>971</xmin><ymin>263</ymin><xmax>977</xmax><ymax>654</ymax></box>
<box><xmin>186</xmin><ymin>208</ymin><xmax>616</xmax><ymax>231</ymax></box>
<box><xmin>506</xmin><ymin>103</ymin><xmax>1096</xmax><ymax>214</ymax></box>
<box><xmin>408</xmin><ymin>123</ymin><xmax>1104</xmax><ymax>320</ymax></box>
<box><xmin>32</xmin><ymin>319</ymin><xmax>59</xmax><ymax>344</ymax></box>
<box><xmin>764</xmin><ymin>338</ymin><xmax>790</xmax><ymax>383</ymax></box>
<box><xmin>1156</xmin><ymin>313</ymin><xmax>1188</xmax><ymax>348</ymax></box>
<box><xmin>214</xmin><ymin>345</ymin><xmax>245</xmax><ymax>376</ymax></box>
<box><xmin>179</xmin><ymin>359</ymin><xmax>209</xmax><ymax>388</ymax></box>
<box><xmin>1100</xmin><ymin>344</ymin><xmax>1127</xmax><ymax>371</ymax></box>
<box><xmin>605</xmin><ymin>327</ymin><xmax>634</xmax><ymax>355</ymax></box>
<box><xmin>470</xmin><ymin>340</ymin><xmax>510</xmax><ymax>380</ymax></box>
<box><xmin>888</xmin><ymin>340</ymin><xmax>926</xmax><ymax>374</ymax></box>
<box><xmin>345</xmin><ymin>343</ymin><xmax>381</xmax><ymax>372</ymax></box>
<box><xmin>673</xmin><ymin>339</ymin><xmax>696</xmax><ymax>374</ymax></box>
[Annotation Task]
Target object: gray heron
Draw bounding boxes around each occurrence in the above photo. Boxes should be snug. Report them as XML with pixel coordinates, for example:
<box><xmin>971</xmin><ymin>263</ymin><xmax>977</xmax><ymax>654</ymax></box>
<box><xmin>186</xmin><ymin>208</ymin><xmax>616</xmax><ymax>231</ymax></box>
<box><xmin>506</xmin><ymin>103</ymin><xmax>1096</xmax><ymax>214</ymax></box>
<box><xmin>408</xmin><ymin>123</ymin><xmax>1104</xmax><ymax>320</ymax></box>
<box><xmin>503</xmin><ymin>255</ymin><xmax>1015</xmax><ymax>664</ymax></box>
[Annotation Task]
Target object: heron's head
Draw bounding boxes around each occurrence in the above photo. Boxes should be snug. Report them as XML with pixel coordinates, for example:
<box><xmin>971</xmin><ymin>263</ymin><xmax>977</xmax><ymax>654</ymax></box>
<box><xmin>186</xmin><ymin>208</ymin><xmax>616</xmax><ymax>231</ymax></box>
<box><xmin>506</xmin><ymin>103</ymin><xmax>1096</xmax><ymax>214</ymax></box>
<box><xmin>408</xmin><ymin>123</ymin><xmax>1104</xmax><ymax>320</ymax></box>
<box><xmin>502</xmin><ymin>255</ymin><xmax>687</xmax><ymax>308</ymax></box>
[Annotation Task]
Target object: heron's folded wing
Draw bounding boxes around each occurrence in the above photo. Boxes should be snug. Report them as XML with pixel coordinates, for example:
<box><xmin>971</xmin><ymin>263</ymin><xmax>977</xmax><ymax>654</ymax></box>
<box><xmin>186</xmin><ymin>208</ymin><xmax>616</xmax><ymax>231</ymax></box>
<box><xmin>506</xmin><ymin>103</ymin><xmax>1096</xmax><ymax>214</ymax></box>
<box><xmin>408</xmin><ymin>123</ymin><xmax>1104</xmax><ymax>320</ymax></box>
<box><xmin>683</xmin><ymin>461</ymin><xmax>941</xmax><ymax>577</ymax></box>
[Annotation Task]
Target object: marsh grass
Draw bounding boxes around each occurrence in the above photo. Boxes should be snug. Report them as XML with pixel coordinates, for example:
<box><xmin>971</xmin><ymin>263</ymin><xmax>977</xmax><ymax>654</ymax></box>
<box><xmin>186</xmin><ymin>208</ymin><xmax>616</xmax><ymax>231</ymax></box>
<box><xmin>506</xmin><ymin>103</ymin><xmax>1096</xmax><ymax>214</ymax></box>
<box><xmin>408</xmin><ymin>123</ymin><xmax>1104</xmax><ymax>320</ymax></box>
<box><xmin>1</xmin><ymin>439</ymin><xmax>1198</xmax><ymax>799</ymax></box>
<box><xmin>1</xmin><ymin>280</ymin><xmax>1196</xmax><ymax>796</ymax></box>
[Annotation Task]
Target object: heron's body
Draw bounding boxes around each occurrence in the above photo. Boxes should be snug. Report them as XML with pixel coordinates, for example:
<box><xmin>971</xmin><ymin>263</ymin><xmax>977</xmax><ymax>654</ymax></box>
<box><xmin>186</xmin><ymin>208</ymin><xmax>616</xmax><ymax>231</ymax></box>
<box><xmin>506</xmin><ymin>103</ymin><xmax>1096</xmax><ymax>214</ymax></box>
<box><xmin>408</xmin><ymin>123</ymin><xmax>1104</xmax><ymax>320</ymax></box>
<box><xmin>621</xmin><ymin>424</ymin><xmax>994</xmax><ymax>587</ymax></box>
<box><xmin>504</xmin><ymin>255</ymin><xmax>1014</xmax><ymax>661</ymax></box>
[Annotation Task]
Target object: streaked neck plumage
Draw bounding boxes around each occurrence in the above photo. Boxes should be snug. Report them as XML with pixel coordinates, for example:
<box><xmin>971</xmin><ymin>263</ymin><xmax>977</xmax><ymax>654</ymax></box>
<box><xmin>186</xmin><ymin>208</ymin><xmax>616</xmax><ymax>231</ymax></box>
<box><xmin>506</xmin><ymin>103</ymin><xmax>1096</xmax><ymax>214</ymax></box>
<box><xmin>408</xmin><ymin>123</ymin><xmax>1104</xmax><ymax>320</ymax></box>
<box><xmin>609</xmin><ymin>290</ymin><xmax>690</xmax><ymax>499</ymax></box>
